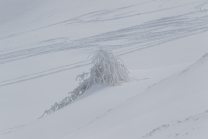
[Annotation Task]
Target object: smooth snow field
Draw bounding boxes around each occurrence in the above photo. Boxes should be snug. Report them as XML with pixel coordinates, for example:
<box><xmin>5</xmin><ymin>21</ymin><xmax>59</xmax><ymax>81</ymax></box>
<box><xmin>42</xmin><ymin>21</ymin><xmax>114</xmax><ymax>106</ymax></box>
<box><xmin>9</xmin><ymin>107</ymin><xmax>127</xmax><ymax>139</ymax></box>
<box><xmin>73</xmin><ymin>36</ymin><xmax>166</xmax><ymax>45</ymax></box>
<box><xmin>0</xmin><ymin>0</ymin><xmax>208</xmax><ymax>139</ymax></box>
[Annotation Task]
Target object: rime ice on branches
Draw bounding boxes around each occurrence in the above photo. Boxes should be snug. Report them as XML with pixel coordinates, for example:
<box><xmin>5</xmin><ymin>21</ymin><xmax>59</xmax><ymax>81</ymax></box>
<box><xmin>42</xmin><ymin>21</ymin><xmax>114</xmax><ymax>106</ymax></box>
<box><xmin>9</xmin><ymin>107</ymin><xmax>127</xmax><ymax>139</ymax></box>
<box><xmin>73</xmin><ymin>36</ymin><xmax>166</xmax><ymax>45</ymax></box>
<box><xmin>41</xmin><ymin>50</ymin><xmax>130</xmax><ymax>117</ymax></box>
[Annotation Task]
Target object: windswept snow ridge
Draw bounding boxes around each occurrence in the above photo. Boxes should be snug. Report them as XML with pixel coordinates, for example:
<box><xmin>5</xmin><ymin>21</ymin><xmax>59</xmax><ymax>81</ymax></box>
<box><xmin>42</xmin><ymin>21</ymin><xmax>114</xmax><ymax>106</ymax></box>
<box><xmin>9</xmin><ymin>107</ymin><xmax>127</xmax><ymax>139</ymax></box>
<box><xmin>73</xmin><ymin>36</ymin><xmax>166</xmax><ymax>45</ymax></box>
<box><xmin>181</xmin><ymin>52</ymin><xmax>208</xmax><ymax>74</ymax></box>
<box><xmin>143</xmin><ymin>110</ymin><xmax>208</xmax><ymax>138</ymax></box>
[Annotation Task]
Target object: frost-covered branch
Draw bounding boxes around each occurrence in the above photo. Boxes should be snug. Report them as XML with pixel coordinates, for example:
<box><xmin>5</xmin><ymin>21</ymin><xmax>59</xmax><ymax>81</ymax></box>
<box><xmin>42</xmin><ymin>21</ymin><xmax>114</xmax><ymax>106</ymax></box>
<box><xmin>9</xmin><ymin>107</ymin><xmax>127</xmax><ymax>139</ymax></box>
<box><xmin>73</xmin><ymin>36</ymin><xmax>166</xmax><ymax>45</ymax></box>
<box><xmin>40</xmin><ymin>50</ymin><xmax>130</xmax><ymax>117</ymax></box>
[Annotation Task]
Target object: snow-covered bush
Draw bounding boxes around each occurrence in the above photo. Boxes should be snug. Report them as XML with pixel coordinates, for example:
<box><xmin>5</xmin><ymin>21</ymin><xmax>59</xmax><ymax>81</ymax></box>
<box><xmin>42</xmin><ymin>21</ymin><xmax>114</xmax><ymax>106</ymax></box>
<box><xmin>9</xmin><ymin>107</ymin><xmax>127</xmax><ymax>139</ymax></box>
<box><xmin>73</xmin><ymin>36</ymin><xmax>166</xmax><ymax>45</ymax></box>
<box><xmin>89</xmin><ymin>50</ymin><xmax>130</xmax><ymax>85</ymax></box>
<box><xmin>41</xmin><ymin>50</ymin><xmax>129</xmax><ymax>117</ymax></box>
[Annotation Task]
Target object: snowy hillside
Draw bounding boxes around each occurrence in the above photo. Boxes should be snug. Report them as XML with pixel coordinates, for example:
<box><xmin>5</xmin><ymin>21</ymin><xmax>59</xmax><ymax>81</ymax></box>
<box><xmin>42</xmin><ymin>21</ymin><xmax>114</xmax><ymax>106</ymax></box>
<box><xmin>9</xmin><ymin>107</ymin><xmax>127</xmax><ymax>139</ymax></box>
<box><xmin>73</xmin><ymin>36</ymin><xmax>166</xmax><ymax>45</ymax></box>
<box><xmin>0</xmin><ymin>0</ymin><xmax>208</xmax><ymax>139</ymax></box>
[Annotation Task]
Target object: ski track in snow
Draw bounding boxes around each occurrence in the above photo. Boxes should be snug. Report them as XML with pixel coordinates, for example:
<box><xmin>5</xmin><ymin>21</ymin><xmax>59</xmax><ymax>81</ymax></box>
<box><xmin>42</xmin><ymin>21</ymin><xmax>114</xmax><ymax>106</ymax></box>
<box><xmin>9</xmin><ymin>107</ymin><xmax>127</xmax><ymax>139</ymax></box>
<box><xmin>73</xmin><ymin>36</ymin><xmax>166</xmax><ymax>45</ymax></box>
<box><xmin>63</xmin><ymin>0</ymin><xmax>206</xmax><ymax>24</ymax></box>
<box><xmin>77</xmin><ymin>108</ymin><xmax>113</xmax><ymax>131</ymax></box>
<box><xmin>0</xmin><ymin>60</ymin><xmax>90</xmax><ymax>87</ymax></box>
<box><xmin>1</xmin><ymin>1</ymin><xmax>208</xmax><ymax>87</ymax></box>
<box><xmin>0</xmin><ymin>0</ymin><xmax>205</xmax><ymax>40</ymax></box>
<box><xmin>1</xmin><ymin>4</ymin><xmax>208</xmax><ymax>61</ymax></box>
<box><xmin>0</xmin><ymin>125</ymin><xmax>25</xmax><ymax>136</ymax></box>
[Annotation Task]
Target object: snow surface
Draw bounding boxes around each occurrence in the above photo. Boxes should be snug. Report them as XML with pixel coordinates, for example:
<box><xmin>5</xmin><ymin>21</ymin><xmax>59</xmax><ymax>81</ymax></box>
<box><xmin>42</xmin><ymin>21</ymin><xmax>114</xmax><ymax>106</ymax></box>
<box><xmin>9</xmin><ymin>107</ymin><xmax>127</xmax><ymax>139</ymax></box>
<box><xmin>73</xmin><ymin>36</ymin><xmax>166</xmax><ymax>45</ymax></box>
<box><xmin>0</xmin><ymin>0</ymin><xmax>208</xmax><ymax>139</ymax></box>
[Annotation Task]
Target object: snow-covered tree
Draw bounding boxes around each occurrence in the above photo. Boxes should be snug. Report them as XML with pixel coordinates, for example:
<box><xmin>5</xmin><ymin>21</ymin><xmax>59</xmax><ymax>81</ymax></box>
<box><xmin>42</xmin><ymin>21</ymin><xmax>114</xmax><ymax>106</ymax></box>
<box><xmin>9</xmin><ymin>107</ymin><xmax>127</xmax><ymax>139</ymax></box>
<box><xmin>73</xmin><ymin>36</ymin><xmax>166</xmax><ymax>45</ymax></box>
<box><xmin>41</xmin><ymin>50</ymin><xmax>130</xmax><ymax>117</ymax></box>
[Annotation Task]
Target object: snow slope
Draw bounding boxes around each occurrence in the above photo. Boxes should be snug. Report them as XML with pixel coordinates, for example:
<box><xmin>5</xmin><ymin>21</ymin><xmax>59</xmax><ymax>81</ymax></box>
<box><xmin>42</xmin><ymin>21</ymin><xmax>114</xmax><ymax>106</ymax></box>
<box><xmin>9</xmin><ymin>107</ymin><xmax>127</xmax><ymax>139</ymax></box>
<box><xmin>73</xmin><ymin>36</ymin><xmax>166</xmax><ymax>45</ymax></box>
<box><xmin>0</xmin><ymin>0</ymin><xmax>208</xmax><ymax>138</ymax></box>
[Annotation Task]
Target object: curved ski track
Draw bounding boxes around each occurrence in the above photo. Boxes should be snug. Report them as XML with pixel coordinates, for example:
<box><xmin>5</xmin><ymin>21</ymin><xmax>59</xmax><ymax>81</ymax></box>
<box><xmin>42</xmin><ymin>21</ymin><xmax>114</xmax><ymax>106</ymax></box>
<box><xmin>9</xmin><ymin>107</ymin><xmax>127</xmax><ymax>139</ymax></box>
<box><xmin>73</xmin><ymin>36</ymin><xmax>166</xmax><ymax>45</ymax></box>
<box><xmin>1</xmin><ymin>1</ymin><xmax>208</xmax><ymax>87</ymax></box>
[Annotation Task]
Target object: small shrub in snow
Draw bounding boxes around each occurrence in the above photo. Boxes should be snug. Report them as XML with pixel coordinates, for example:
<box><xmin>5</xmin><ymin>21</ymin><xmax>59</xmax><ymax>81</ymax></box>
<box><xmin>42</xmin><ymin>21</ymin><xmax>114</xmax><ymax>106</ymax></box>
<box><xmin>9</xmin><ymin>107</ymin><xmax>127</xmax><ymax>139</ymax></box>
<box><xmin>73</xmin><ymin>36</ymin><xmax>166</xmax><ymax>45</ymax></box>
<box><xmin>41</xmin><ymin>50</ymin><xmax>129</xmax><ymax>117</ymax></box>
<box><xmin>89</xmin><ymin>50</ymin><xmax>130</xmax><ymax>85</ymax></box>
